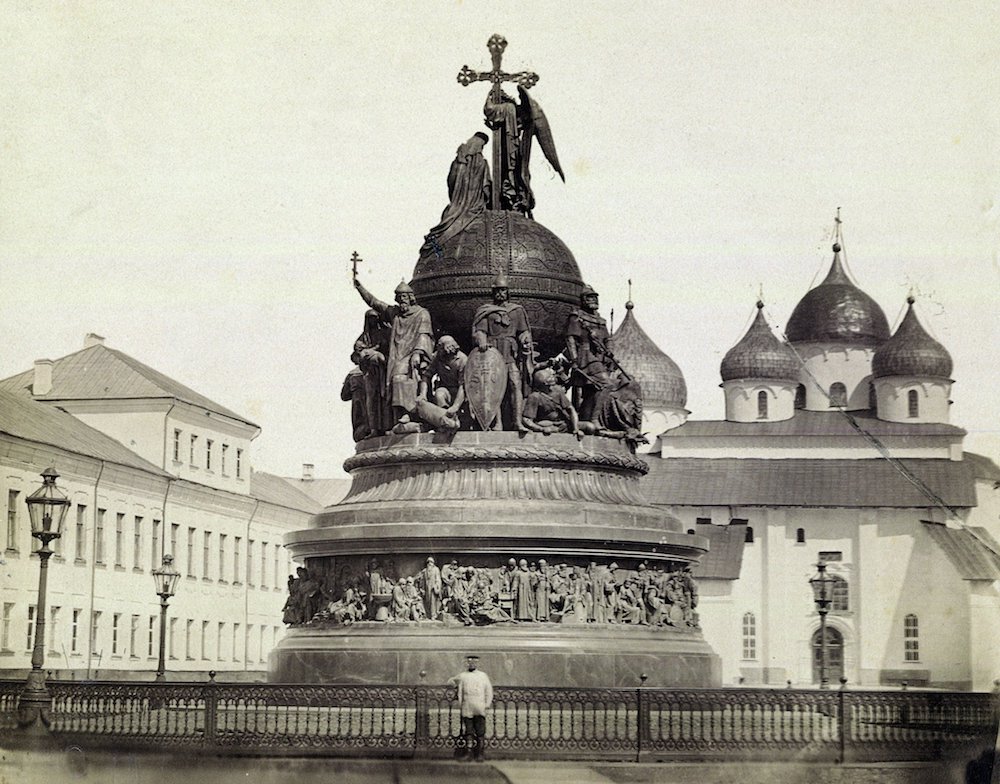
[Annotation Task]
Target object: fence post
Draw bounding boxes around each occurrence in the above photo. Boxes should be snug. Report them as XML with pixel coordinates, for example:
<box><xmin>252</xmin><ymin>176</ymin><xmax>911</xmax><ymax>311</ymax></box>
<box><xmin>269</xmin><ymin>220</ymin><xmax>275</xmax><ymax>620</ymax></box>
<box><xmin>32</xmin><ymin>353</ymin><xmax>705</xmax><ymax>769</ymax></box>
<box><xmin>636</xmin><ymin>673</ymin><xmax>649</xmax><ymax>762</ymax></box>
<box><xmin>414</xmin><ymin>684</ymin><xmax>430</xmax><ymax>758</ymax></box>
<box><xmin>203</xmin><ymin>670</ymin><xmax>218</xmax><ymax>748</ymax></box>
<box><xmin>837</xmin><ymin>677</ymin><xmax>848</xmax><ymax>764</ymax></box>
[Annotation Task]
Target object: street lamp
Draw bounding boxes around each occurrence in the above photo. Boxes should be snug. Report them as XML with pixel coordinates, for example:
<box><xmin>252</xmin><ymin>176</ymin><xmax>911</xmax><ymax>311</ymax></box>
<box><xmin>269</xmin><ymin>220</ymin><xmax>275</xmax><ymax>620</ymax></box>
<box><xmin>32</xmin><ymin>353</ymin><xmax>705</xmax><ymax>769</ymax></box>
<box><xmin>809</xmin><ymin>561</ymin><xmax>834</xmax><ymax>690</ymax></box>
<box><xmin>152</xmin><ymin>554</ymin><xmax>180</xmax><ymax>681</ymax></box>
<box><xmin>18</xmin><ymin>467</ymin><xmax>70</xmax><ymax>734</ymax></box>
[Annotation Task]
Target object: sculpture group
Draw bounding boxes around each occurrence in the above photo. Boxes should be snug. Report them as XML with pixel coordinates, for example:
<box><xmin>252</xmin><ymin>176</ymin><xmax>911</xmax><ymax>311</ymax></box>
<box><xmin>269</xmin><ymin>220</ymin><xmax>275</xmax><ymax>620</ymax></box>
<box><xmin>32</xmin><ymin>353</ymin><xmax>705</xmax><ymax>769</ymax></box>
<box><xmin>344</xmin><ymin>271</ymin><xmax>644</xmax><ymax>446</ymax></box>
<box><xmin>284</xmin><ymin>557</ymin><xmax>699</xmax><ymax>629</ymax></box>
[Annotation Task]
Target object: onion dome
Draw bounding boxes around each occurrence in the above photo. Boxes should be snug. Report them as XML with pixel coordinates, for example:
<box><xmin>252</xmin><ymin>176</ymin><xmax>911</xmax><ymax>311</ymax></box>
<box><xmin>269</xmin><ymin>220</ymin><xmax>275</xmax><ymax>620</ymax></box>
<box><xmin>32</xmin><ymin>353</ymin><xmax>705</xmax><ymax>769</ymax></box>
<box><xmin>720</xmin><ymin>301</ymin><xmax>800</xmax><ymax>382</ymax></box>
<box><xmin>609</xmin><ymin>300</ymin><xmax>687</xmax><ymax>409</ymax></box>
<box><xmin>411</xmin><ymin>212</ymin><xmax>584</xmax><ymax>359</ymax></box>
<box><xmin>786</xmin><ymin>244</ymin><xmax>890</xmax><ymax>346</ymax></box>
<box><xmin>872</xmin><ymin>297</ymin><xmax>953</xmax><ymax>378</ymax></box>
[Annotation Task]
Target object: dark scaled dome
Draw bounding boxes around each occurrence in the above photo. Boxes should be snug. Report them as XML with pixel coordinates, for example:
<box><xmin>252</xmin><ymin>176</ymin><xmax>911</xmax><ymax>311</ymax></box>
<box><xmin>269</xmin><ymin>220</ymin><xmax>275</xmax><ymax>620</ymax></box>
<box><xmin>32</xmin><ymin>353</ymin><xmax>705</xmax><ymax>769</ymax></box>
<box><xmin>411</xmin><ymin>211</ymin><xmax>584</xmax><ymax>359</ymax></box>
<box><xmin>720</xmin><ymin>301</ymin><xmax>800</xmax><ymax>382</ymax></box>
<box><xmin>609</xmin><ymin>301</ymin><xmax>687</xmax><ymax>409</ymax></box>
<box><xmin>786</xmin><ymin>245</ymin><xmax>890</xmax><ymax>346</ymax></box>
<box><xmin>873</xmin><ymin>297</ymin><xmax>953</xmax><ymax>379</ymax></box>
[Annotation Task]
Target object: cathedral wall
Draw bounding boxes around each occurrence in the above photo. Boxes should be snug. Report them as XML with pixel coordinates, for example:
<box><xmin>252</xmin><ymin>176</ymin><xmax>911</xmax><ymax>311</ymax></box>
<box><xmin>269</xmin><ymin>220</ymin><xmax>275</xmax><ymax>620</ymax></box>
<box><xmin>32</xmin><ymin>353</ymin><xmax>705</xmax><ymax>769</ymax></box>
<box><xmin>658</xmin><ymin>435</ymin><xmax>955</xmax><ymax>460</ymax></box>
<box><xmin>875</xmin><ymin>377</ymin><xmax>952</xmax><ymax>424</ymax></box>
<box><xmin>722</xmin><ymin>381</ymin><xmax>795</xmax><ymax>423</ymax></box>
<box><xmin>792</xmin><ymin>344</ymin><xmax>875</xmax><ymax>411</ymax></box>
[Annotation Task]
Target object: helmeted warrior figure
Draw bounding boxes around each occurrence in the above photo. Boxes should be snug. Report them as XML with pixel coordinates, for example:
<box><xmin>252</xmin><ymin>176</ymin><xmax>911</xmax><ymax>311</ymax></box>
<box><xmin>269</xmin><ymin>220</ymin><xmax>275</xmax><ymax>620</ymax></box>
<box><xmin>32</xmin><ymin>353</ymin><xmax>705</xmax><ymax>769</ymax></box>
<box><xmin>471</xmin><ymin>274</ymin><xmax>533</xmax><ymax>431</ymax></box>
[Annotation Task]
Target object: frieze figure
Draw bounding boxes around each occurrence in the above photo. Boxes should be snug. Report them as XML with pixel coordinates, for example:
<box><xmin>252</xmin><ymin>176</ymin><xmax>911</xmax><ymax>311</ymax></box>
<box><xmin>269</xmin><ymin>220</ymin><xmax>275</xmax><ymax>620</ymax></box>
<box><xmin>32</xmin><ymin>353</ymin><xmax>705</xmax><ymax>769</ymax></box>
<box><xmin>419</xmin><ymin>556</ymin><xmax>443</xmax><ymax>620</ymax></box>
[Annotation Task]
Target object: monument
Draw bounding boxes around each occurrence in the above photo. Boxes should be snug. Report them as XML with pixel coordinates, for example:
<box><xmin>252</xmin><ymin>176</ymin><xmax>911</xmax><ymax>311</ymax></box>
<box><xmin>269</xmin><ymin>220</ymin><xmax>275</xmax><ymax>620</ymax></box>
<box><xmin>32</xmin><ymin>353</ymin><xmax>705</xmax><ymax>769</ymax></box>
<box><xmin>272</xmin><ymin>36</ymin><xmax>721</xmax><ymax>687</ymax></box>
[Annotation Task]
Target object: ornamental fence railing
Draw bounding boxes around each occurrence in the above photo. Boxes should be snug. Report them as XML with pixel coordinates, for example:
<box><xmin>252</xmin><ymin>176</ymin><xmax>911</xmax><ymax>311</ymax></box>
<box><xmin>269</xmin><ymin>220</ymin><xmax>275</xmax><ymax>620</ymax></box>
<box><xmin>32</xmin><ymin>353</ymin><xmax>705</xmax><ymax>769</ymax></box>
<box><xmin>0</xmin><ymin>678</ymin><xmax>996</xmax><ymax>763</ymax></box>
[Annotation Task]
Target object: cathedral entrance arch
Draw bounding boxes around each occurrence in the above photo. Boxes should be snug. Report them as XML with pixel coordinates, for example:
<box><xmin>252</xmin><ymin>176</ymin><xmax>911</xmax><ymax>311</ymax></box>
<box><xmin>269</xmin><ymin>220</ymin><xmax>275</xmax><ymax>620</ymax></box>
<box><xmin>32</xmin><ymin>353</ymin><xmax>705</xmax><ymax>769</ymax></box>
<box><xmin>811</xmin><ymin>626</ymin><xmax>844</xmax><ymax>684</ymax></box>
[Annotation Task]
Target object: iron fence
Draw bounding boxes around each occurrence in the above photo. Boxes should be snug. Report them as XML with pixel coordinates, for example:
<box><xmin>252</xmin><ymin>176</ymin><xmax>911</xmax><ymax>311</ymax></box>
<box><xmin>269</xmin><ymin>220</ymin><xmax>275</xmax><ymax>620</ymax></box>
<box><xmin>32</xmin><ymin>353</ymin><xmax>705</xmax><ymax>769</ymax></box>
<box><xmin>0</xmin><ymin>679</ymin><xmax>995</xmax><ymax>762</ymax></box>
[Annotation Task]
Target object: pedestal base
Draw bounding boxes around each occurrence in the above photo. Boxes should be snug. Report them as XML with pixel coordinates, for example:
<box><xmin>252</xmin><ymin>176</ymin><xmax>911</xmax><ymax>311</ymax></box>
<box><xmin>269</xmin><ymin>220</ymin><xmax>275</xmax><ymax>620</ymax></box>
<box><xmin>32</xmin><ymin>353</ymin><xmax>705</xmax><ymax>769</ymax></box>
<box><xmin>270</xmin><ymin>623</ymin><xmax>721</xmax><ymax>688</ymax></box>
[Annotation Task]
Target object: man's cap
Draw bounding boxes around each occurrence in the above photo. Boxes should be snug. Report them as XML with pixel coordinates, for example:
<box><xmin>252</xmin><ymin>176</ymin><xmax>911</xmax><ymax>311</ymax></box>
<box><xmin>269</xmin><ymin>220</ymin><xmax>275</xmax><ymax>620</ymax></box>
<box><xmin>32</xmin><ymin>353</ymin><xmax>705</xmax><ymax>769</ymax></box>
<box><xmin>581</xmin><ymin>284</ymin><xmax>598</xmax><ymax>297</ymax></box>
<box><xmin>491</xmin><ymin>274</ymin><xmax>510</xmax><ymax>289</ymax></box>
<box><xmin>394</xmin><ymin>279</ymin><xmax>415</xmax><ymax>295</ymax></box>
<box><xmin>473</xmin><ymin>131</ymin><xmax>488</xmax><ymax>143</ymax></box>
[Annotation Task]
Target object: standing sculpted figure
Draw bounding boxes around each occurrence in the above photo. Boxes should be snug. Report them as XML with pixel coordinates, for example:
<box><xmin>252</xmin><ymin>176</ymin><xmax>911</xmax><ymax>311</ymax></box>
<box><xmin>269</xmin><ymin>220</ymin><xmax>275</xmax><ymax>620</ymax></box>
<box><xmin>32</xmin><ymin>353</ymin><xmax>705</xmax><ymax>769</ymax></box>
<box><xmin>421</xmin><ymin>133</ymin><xmax>491</xmax><ymax>254</ymax></box>
<box><xmin>353</xmin><ymin>274</ymin><xmax>434</xmax><ymax>433</ymax></box>
<box><xmin>419</xmin><ymin>556</ymin><xmax>443</xmax><ymax>620</ymax></box>
<box><xmin>471</xmin><ymin>275</ymin><xmax>533</xmax><ymax>431</ymax></box>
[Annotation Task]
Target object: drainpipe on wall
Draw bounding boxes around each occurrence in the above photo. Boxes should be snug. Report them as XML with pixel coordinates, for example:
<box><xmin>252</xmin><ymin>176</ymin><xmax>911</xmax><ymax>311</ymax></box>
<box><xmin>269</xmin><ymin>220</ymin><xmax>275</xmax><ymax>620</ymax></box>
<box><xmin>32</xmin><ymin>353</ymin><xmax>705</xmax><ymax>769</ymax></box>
<box><xmin>85</xmin><ymin>460</ymin><xmax>106</xmax><ymax>680</ymax></box>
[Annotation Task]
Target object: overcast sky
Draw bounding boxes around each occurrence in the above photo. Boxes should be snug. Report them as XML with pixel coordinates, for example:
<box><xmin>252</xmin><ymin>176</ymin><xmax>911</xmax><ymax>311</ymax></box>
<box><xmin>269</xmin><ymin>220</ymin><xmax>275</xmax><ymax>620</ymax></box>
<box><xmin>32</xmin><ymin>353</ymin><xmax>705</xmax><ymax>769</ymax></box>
<box><xmin>2</xmin><ymin>2</ymin><xmax>998</xmax><ymax>478</ymax></box>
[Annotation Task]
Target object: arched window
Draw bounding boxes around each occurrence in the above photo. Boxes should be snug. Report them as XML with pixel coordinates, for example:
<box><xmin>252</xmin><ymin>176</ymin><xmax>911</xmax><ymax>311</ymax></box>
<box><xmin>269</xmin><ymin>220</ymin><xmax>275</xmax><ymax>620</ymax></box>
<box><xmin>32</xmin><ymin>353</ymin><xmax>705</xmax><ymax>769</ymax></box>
<box><xmin>907</xmin><ymin>389</ymin><xmax>919</xmax><ymax>418</ymax></box>
<box><xmin>904</xmin><ymin>614</ymin><xmax>919</xmax><ymax>661</ymax></box>
<box><xmin>744</xmin><ymin>526</ymin><xmax>755</xmax><ymax>544</ymax></box>
<box><xmin>796</xmin><ymin>528</ymin><xmax>806</xmax><ymax>544</ymax></box>
<box><xmin>686</xmin><ymin>529</ymin><xmax>695</xmax><ymax>535</ymax></box>
<box><xmin>742</xmin><ymin>612</ymin><xmax>757</xmax><ymax>660</ymax></box>
<box><xmin>829</xmin><ymin>382</ymin><xmax>847</xmax><ymax>407</ymax></box>
<box><xmin>831</xmin><ymin>576</ymin><xmax>849</xmax><ymax>612</ymax></box>
<box><xmin>795</xmin><ymin>384</ymin><xmax>806</xmax><ymax>409</ymax></box>
<box><xmin>757</xmin><ymin>390</ymin><xmax>768</xmax><ymax>419</ymax></box>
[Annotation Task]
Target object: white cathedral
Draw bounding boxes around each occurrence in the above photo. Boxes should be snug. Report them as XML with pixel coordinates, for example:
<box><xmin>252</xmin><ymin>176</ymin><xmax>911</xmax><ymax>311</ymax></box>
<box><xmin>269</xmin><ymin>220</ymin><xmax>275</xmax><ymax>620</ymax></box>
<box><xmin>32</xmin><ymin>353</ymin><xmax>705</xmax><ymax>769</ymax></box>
<box><xmin>612</xmin><ymin>242</ymin><xmax>1000</xmax><ymax>691</ymax></box>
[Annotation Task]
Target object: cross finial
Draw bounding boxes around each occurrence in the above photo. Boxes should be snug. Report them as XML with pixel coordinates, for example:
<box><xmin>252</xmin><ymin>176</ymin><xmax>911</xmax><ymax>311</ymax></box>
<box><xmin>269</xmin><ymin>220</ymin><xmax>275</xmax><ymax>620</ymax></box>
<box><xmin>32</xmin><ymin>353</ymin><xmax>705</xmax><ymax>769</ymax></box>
<box><xmin>350</xmin><ymin>251</ymin><xmax>365</xmax><ymax>283</ymax></box>
<box><xmin>457</xmin><ymin>35</ymin><xmax>539</xmax><ymax>91</ymax></box>
<box><xmin>627</xmin><ymin>278</ymin><xmax>633</xmax><ymax>301</ymax></box>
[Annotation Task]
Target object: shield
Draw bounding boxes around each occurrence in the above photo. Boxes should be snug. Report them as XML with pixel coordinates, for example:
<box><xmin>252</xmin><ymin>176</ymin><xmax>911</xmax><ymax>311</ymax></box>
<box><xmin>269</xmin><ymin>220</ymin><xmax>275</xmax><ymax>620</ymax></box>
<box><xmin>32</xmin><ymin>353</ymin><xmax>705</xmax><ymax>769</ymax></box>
<box><xmin>464</xmin><ymin>347</ymin><xmax>506</xmax><ymax>430</ymax></box>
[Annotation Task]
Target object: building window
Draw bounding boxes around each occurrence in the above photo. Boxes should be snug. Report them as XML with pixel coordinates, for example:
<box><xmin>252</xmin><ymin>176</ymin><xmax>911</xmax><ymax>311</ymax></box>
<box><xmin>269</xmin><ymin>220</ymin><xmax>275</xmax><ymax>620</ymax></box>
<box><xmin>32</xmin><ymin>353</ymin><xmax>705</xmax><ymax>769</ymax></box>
<box><xmin>190</xmin><ymin>434</ymin><xmax>198</xmax><ymax>466</ymax></box>
<box><xmin>1</xmin><ymin>603</ymin><xmax>13</xmax><ymax>651</ymax></box>
<box><xmin>794</xmin><ymin>384</ymin><xmax>806</xmax><ymax>409</ymax></box>
<box><xmin>829</xmin><ymin>382</ymin><xmax>847</xmax><ymax>407</ymax></box>
<box><xmin>273</xmin><ymin>545</ymin><xmax>280</xmax><ymax>589</ymax></box>
<box><xmin>203</xmin><ymin>531</ymin><xmax>211</xmax><ymax>579</ymax></box>
<box><xmin>261</xmin><ymin>541</ymin><xmax>268</xmax><ymax>587</ymax></box>
<box><xmin>233</xmin><ymin>623</ymin><xmax>240</xmax><ymax>662</ymax></box>
<box><xmin>150</xmin><ymin>616</ymin><xmax>157</xmax><ymax>658</ymax></box>
<box><xmin>259</xmin><ymin>626</ymin><xmax>266</xmax><ymax>663</ymax></box>
<box><xmin>26</xmin><ymin>605</ymin><xmax>36</xmax><ymax>651</ymax></box>
<box><xmin>686</xmin><ymin>528</ymin><xmax>695</xmax><ymax>535</ymax></box>
<box><xmin>129</xmin><ymin>614</ymin><xmax>139</xmax><ymax>657</ymax></box>
<box><xmin>745</xmin><ymin>526</ymin><xmax>755</xmax><ymax>544</ymax></box>
<box><xmin>233</xmin><ymin>537</ymin><xmax>241</xmax><ymax>584</ymax></box>
<box><xmin>71</xmin><ymin>609</ymin><xmax>81</xmax><ymax>653</ymax></box>
<box><xmin>112</xmin><ymin>614</ymin><xmax>122</xmax><ymax>655</ymax></box>
<box><xmin>133</xmin><ymin>516</ymin><xmax>143</xmax><ymax>570</ymax></box>
<box><xmin>185</xmin><ymin>619</ymin><xmax>194</xmax><ymax>660</ymax></box>
<box><xmin>173</xmin><ymin>429</ymin><xmax>181</xmax><ymax>462</ymax></box>
<box><xmin>49</xmin><ymin>606</ymin><xmax>59</xmax><ymax>651</ymax></box>
<box><xmin>151</xmin><ymin>519</ymin><xmax>161</xmax><ymax>569</ymax></box>
<box><xmin>819</xmin><ymin>551</ymin><xmax>842</xmax><ymax>562</ymax></box>
<box><xmin>6</xmin><ymin>490</ymin><xmax>19</xmax><ymax>551</ymax></box>
<box><xmin>796</xmin><ymin>528</ymin><xmax>806</xmax><ymax>544</ymax></box>
<box><xmin>904</xmin><ymin>614</ymin><xmax>919</xmax><ymax>661</ymax></box>
<box><xmin>218</xmin><ymin>622</ymin><xmax>226</xmax><ymax>661</ymax></box>
<box><xmin>167</xmin><ymin>616</ymin><xmax>175</xmax><ymax>659</ymax></box>
<box><xmin>757</xmin><ymin>390</ymin><xmax>768</xmax><ymax>419</ymax></box>
<box><xmin>201</xmin><ymin>620</ymin><xmax>209</xmax><ymax>660</ymax></box>
<box><xmin>247</xmin><ymin>539</ymin><xmax>255</xmax><ymax>586</ymax></box>
<box><xmin>95</xmin><ymin>509</ymin><xmax>106</xmax><ymax>563</ymax></box>
<box><xmin>695</xmin><ymin>517</ymin><xmax>711</xmax><ymax>526</ymax></box>
<box><xmin>221</xmin><ymin>444</ymin><xmax>229</xmax><ymax>475</ymax></box>
<box><xmin>907</xmin><ymin>389</ymin><xmax>919</xmax><ymax>418</ymax></box>
<box><xmin>186</xmin><ymin>527</ymin><xmax>196</xmax><ymax>576</ymax></box>
<box><xmin>831</xmin><ymin>576</ymin><xmax>849</xmax><ymax>612</ymax></box>
<box><xmin>90</xmin><ymin>611</ymin><xmax>101</xmax><ymax>655</ymax></box>
<box><xmin>218</xmin><ymin>534</ymin><xmax>227</xmax><ymax>582</ymax></box>
<box><xmin>169</xmin><ymin>523</ymin><xmax>178</xmax><ymax>560</ymax></box>
<box><xmin>75</xmin><ymin>505</ymin><xmax>87</xmax><ymax>561</ymax></box>
<box><xmin>115</xmin><ymin>513</ymin><xmax>125</xmax><ymax>567</ymax></box>
<box><xmin>206</xmin><ymin>439</ymin><xmax>213</xmax><ymax>471</ymax></box>
<box><xmin>742</xmin><ymin>612</ymin><xmax>757</xmax><ymax>659</ymax></box>
<box><xmin>236</xmin><ymin>448</ymin><xmax>243</xmax><ymax>479</ymax></box>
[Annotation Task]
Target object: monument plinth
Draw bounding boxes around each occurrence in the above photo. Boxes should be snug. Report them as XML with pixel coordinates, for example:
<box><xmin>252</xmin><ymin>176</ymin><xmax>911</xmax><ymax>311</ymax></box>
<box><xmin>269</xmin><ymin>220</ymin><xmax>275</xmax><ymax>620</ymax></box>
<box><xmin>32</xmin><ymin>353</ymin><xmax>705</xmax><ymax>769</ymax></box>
<box><xmin>270</xmin><ymin>35</ymin><xmax>721</xmax><ymax>688</ymax></box>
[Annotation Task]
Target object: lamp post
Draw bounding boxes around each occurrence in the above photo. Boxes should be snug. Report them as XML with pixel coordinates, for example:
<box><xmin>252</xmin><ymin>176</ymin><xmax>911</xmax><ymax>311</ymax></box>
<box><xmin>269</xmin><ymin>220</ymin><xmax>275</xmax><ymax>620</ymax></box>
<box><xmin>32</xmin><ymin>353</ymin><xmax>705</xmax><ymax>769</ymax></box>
<box><xmin>152</xmin><ymin>554</ymin><xmax>180</xmax><ymax>681</ymax></box>
<box><xmin>18</xmin><ymin>467</ymin><xmax>70</xmax><ymax>734</ymax></box>
<box><xmin>809</xmin><ymin>561</ymin><xmax>834</xmax><ymax>690</ymax></box>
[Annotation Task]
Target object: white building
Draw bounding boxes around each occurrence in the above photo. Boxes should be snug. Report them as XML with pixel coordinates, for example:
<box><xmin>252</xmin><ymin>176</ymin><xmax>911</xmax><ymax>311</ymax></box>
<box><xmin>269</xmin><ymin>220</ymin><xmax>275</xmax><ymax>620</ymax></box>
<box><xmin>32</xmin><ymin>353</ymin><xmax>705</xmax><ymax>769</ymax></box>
<box><xmin>0</xmin><ymin>336</ymin><xmax>319</xmax><ymax>680</ymax></box>
<box><xmin>615</xmin><ymin>244</ymin><xmax>1000</xmax><ymax>691</ymax></box>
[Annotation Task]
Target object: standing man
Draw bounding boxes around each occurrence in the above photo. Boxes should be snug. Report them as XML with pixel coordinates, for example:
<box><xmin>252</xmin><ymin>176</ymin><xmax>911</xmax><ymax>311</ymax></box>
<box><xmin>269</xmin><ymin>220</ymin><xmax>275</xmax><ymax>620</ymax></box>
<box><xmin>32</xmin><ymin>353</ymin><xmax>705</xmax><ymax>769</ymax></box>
<box><xmin>565</xmin><ymin>284</ymin><xmax>615</xmax><ymax>423</ymax></box>
<box><xmin>419</xmin><ymin>556</ymin><xmax>443</xmax><ymax>620</ymax></box>
<box><xmin>454</xmin><ymin>654</ymin><xmax>493</xmax><ymax>761</ymax></box>
<box><xmin>472</xmin><ymin>274</ymin><xmax>533</xmax><ymax>431</ymax></box>
<box><xmin>353</xmin><ymin>275</ymin><xmax>435</xmax><ymax>433</ymax></box>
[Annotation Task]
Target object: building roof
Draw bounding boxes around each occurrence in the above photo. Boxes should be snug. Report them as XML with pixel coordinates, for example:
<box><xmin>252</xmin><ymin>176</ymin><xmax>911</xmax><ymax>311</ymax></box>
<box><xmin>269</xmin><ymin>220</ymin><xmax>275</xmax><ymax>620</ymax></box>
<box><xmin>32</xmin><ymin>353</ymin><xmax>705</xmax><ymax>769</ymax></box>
<box><xmin>642</xmin><ymin>457</ymin><xmax>977</xmax><ymax>508</ymax></box>
<box><xmin>609</xmin><ymin>301</ymin><xmax>687</xmax><ymax>409</ymax></box>
<box><xmin>963</xmin><ymin>452</ymin><xmax>1000</xmax><ymax>483</ymax></box>
<box><xmin>0</xmin><ymin>388</ymin><xmax>167</xmax><ymax>475</ymax></box>
<box><xmin>691</xmin><ymin>522</ymin><xmax>746</xmax><ymax>579</ymax></box>
<box><xmin>280</xmin><ymin>477</ymin><xmax>353</xmax><ymax>508</ymax></box>
<box><xmin>249</xmin><ymin>471</ymin><xmax>323</xmax><ymax>514</ymax></box>
<box><xmin>661</xmin><ymin>408</ymin><xmax>966</xmax><ymax>439</ymax></box>
<box><xmin>720</xmin><ymin>302</ymin><xmax>799</xmax><ymax>383</ymax></box>
<box><xmin>873</xmin><ymin>297</ymin><xmax>953</xmax><ymax>379</ymax></box>
<box><xmin>786</xmin><ymin>245</ymin><xmax>890</xmax><ymax>346</ymax></box>
<box><xmin>922</xmin><ymin>522</ymin><xmax>1000</xmax><ymax>580</ymax></box>
<box><xmin>0</xmin><ymin>343</ymin><xmax>258</xmax><ymax>428</ymax></box>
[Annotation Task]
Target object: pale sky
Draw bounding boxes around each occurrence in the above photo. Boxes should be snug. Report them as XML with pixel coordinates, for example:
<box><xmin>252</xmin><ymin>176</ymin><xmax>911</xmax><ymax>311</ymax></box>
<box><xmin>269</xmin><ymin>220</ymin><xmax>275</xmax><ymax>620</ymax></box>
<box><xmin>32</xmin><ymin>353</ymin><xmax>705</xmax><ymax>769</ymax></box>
<box><xmin>2</xmin><ymin>2</ymin><xmax>998</xmax><ymax>478</ymax></box>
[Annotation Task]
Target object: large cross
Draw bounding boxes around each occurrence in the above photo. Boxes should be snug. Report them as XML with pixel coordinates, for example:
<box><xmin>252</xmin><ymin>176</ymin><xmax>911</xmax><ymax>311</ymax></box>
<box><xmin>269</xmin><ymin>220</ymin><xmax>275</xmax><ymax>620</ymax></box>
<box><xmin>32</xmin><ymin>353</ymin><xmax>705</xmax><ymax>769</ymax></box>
<box><xmin>457</xmin><ymin>34</ymin><xmax>539</xmax><ymax>210</ymax></box>
<box><xmin>350</xmin><ymin>250</ymin><xmax>364</xmax><ymax>283</ymax></box>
